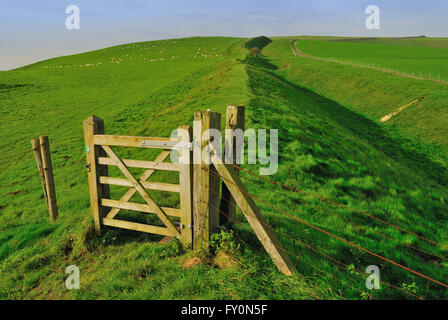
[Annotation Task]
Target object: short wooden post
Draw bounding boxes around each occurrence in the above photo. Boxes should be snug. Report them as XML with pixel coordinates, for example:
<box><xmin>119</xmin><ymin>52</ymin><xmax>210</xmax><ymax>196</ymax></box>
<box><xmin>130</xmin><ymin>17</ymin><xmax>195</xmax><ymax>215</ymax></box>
<box><xmin>39</xmin><ymin>136</ymin><xmax>58</xmax><ymax>222</ymax></box>
<box><xmin>220</xmin><ymin>105</ymin><xmax>245</xmax><ymax>226</ymax></box>
<box><xmin>178</xmin><ymin>125</ymin><xmax>193</xmax><ymax>248</ymax></box>
<box><xmin>192</xmin><ymin>110</ymin><xmax>221</xmax><ymax>250</ymax></box>
<box><xmin>83</xmin><ymin>116</ymin><xmax>110</xmax><ymax>235</ymax></box>
<box><xmin>31</xmin><ymin>138</ymin><xmax>48</xmax><ymax>207</ymax></box>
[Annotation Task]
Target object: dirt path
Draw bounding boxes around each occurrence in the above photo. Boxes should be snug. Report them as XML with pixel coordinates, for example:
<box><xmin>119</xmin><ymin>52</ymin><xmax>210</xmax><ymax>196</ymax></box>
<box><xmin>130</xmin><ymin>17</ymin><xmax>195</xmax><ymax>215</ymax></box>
<box><xmin>290</xmin><ymin>40</ymin><xmax>302</xmax><ymax>56</ymax></box>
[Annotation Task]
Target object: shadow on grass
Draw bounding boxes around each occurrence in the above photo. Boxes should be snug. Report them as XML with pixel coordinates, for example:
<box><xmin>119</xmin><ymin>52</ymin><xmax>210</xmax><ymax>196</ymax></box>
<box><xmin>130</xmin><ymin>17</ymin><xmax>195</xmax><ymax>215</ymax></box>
<box><xmin>0</xmin><ymin>223</ymin><xmax>57</xmax><ymax>261</ymax></box>
<box><xmin>0</xmin><ymin>83</ymin><xmax>30</xmax><ymax>90</ymax></box>
<box><xmin>247</xmin><ymin>56</ymin><xmax>448</xmax><ymax>187</ymax></box>
<box><xmin>83</xmin><ymin>212</ymin><xmax>167</xmax><ymax>251</ymax></box>
<box><xmin>241</xmin><ymin>56</ymin><xmax>278</xmax><ymax>71</ymax></box>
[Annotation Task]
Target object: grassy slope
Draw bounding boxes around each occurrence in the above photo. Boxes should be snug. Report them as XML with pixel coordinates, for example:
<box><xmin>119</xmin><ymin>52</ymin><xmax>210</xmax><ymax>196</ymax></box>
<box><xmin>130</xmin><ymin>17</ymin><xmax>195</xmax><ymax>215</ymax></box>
<box><xmin>1</xmin><ymin>36</ymin><xmax>448</xmax><ymax>300</ymax></box>
<box><xmin>333</xmin><ymin>37</ymin><xmax>448</xmax><ymax>48</ymax></box>
<box><xmin>270</xmin><ymin>38</ymin><xmax>448</xmax><ymax>156</ymax></box>
<box><xmin>288</xmin><ymin>37</ymin><xmax>448</xmax><ymax>152</ymax></box>
<box><xmin>295</xmin><ymin>37</ymin><xmax>448</xmax><ymax>80</ymax></box>
<box><xmin>240</xmin><ymin>49</ymin><xmax>448</xmax><ymax>300</ymax></box>
<box><xmin>0</xmin><ymin>37</ymin><xmax>324</xmax><ymax>300</ymax></box>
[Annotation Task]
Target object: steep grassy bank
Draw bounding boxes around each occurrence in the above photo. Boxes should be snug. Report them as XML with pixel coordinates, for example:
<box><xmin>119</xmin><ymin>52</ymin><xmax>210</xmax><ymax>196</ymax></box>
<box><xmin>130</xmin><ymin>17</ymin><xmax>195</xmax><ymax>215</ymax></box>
<box><xmin>265</xmin><ymin>38</ymin><xmax>448</xmax><ymax>158</ymax></box>
<box><xmin>236</xmin><ymin>44</ymin><xmax>448</xmax><ymax>299</ymax></box>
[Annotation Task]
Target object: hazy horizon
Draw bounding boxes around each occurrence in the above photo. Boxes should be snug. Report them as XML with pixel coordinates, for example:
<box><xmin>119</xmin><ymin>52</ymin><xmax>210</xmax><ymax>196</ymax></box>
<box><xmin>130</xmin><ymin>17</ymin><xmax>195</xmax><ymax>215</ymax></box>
<box><xmin>4</xmin><ymin>34</ymin><xmax>448</xmax><ymax>71</ymax></box>
<box><xmin>2</xmin><ymin>0</ymin><xmax>447</xmax><ymax>70</ymax></box>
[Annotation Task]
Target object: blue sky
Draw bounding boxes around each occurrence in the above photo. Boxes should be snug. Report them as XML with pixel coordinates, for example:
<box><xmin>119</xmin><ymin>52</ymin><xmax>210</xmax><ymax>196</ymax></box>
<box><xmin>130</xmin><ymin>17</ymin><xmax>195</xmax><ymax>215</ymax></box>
<box><xmin>1</xmin><ymin>0</ymin><xmax>447</xmax><ymax>70</ymax></box>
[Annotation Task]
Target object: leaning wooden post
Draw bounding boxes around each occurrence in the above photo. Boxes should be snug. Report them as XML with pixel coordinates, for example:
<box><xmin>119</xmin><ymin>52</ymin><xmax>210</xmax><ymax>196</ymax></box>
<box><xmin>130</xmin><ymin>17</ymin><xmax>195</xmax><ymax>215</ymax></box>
<box><xmin>83</xmin><ymin>116</ymin><xmax>110</xmax><ymax>235</ymax></box>
<box><xmin>211</xmin><ymin>153</ymin><xmax>296</xmax><ymax>276</ymax></box>
<box><xmin>178</xmin><ymin>125</ymin><xmax>193</xmax><ymax>249</ymax></box>
<box><xmin>31</xmin><ymin>138</ymin><xmax>49</xmax><ymax>208</ymax></box>
<box><xmin>220</xmin><ymin>105</ymin><xmax>245</xmax><ymax>227</ymax></box>
<box><xmin>192</xmin><ymin>110</ymin><xmax>221</xmax><ymax>250</ymax></box>
<box><xmin>39</xmin><ymin>136</ymin><xmax>58</xmax><ymax>222</ymax></box>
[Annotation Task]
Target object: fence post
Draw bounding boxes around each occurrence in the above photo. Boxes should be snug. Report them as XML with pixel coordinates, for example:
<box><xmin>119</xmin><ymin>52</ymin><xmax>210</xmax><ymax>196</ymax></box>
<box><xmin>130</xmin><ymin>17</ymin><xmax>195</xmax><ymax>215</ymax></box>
<box><xmin>39</xmin><ymin>136</ymin><xmax>58</xmax><ymax>222</ymax></box>
<box><xmin>192</xmin><ymin>110</ymin><xmax>221</xmax><ymax>250</ymax></box>
<box><xmin>211</xmin><ymin>155</ymin><xmax>296</xmax><ymax>276</ymax></box>
<box><xmin>31</xmin><ymin>138</ymin><xmax>49</xmax><ymax>210</ymax></box>
<box><xmin>83</xmin><ymin>116</ymin><xmax>110</xmax><ymax>235</ymax></box>
<box><xmin>178</xmin><ymin>125</ymin><xmax>193</xmax><ymax>249</ymax></box>
<box><xmin>220</xmin><ymin>105</ymin><xmax>245</xmax><ymax>227</ymax></box>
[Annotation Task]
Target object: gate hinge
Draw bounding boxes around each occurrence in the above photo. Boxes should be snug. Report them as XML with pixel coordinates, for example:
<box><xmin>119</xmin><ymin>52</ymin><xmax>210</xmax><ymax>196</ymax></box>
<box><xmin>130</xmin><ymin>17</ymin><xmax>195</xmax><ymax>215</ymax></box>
<box><xmin>84</xmin><ymin>163</ymin><xmax>91</xmax><ymax>172</ymax></box>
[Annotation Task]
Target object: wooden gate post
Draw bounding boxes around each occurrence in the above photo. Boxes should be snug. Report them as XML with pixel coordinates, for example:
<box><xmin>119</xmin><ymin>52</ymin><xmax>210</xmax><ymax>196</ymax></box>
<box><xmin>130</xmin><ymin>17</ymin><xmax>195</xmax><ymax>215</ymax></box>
<box><xmin>39</xmin><ymin>136</ymin><xmax>58</xmax><ymax>222</ymax></box>
<box><xmin>83</xmin><ymin>116</ymin><xmax>110</xmax><ymax>235</ymax></box>
<box><xmin>178</xmin><ymin>125</ymin><xmax>193</xmax><ymax>248</ymax></box>
<box><xmin>220</xmin><ymin>105</ymin><xmax>245</xmax><ymax>226</ymax></box>
<box><xmin>192</xmin><ymin>110</ymin><xmax>221</xmax><ymax>250</ymax></box>
<box><xmin>31</xmin><ymin>138</ymin><xmax>48</xmax><ymax>203</ymax></box>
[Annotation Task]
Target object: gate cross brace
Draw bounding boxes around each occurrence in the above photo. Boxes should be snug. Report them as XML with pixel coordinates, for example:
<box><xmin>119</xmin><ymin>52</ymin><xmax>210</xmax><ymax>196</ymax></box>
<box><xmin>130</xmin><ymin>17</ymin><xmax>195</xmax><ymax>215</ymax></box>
<box><xmin>101</xmin><ymin>145</ymin><xmax>180</xmax><ymax>237</ymax></box>
<box><xmin>105</xmin><ymin>150</ymin><xmax>170</xmax><ymax>219</ymax></box>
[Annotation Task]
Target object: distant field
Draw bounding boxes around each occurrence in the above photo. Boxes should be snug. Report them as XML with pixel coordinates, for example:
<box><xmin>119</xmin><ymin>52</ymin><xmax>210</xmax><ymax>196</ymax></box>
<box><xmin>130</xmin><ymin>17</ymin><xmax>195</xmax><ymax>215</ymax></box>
<box><xmin>296</xmin><ymin>37</ymin><xmax>448</xmax><ymax>81</ymax></box>
<box><xmin>268</xmin><ymin>37</ymin><xmax>448</xmax><ymax>150</ymax></box>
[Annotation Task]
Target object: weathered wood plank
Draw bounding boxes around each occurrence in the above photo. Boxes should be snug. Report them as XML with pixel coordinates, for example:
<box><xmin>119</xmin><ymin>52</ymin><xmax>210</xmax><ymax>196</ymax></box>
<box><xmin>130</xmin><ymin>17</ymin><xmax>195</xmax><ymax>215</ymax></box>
<box><xmin>39</xmin><ymin>136</ymin><xmax>58</xmax><ymax>223</ymax></box>
<box><xmin>178</xmin><ymin>125</ymin><xmax>193</xmax><ymax>248</ymax></box>
<box><xmin>101</xmin><ymin>198</ymin><xmax>181</xmax><ymax>217</ymax></box>
<box><xmin>98</xmin><ymin>157</ymin><xmax>179</xmax><ymax>171</ymax></box>
<box><xmin>101</xmin><ymin>145</ymin><xmax>180</xmax><ymax>237</ymax></box>
<box><xmin>211</xmin><ymin>155</ymin><xmax>296</xmax><ymax>276</ymax></box>
<box><xmin>192</xmin><ymin>110</ymin><xmax>221</xmax><ymax>250</ymax></box>
<box><xmin>105</xmin><ymin>151</ymin><xmax>171</xmax><ymax>219</ymax></box>
<box><xmin>220</xmin><ymin>105</ymin><xmax>245</xmax><ymax>226</ymax></box>
<box><xmin>31</xmin><ymin>138</ymin><xmax>48</xmax><ymax>203</ymax></box>
<box><xmin>100</xmin><ymin>176</ymin><xmax>180</xmax><ymax>193</ymax></box>
<box><xmin>102</xmin><ymin>218</ymin><xmax>175</xmax><ymax>236</ymax></box>
<box><xmin>93</xmin><ymin>134</ymin><xmax>183</xmax><ymax>149</ymax></box>
<box><xmin>83</xmin><ymin>116</ymin><xmax>110</xmax><ymax>234</ymax></box>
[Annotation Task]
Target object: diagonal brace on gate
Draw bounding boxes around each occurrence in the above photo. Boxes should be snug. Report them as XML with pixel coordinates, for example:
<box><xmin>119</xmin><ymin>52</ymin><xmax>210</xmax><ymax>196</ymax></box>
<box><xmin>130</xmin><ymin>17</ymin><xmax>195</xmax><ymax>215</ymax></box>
<box><xmin>101</xmin><ymin>145</ymin><xmax>180</xmax><ymax>237</ymax></box>
<box><xmin>105</xmin><ymin>150</ymin><xmax>171</xmax><ymax>219</ymax></box>
<box><xmin>210</xmin><ymin>150</ymin><xmax>296</xmax><ymax>276</ymax></box>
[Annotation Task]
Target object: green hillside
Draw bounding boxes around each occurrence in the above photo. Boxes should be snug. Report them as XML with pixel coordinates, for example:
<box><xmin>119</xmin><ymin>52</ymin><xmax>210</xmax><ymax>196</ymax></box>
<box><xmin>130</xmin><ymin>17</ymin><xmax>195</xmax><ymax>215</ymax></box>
<box><xmin>295</xmin><ymin>37</ymin><xmax>448</xmax><ymax>81</ymax></box>
<box><xmin>1</xmin><ymin>36</ymin><xmax>448</xmax><ymax>300</ymax></box>
<box><xmin>272</xmin><ymin>37</ymin><xmax>448</xmax><ymax>153</ymax></box>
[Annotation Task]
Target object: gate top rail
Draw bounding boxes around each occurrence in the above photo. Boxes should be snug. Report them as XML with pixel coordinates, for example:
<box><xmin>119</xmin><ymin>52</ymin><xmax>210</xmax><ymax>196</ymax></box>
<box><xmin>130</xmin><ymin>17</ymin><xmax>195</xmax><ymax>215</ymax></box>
<box><xmin>93</xmin><ymin>134</ymin><xmax>192</xmax><ymax>150</ymax></box>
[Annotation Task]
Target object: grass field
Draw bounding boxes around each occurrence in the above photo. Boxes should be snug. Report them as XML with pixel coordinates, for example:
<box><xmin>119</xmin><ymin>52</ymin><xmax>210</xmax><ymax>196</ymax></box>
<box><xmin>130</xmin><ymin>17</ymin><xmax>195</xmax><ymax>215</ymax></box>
<box><xmin>1</xmin><ymin>36</ymin><xmax>448</xmax><ymax>300</ymax></box>
<box><xmin>295</xmin><ymin>37</ymin><xmax>448</xmax><ymax>82</ymax></box>
<box><xmin>279</xmin><ymin>37</ymin><xmax>448</xmax><ymax>152</ymax></box>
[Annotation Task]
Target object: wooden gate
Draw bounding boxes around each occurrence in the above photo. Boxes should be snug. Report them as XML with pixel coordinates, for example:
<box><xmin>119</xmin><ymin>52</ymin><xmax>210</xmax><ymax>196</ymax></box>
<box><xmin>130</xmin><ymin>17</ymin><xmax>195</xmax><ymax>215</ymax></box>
<box><xmin>83</xmin><ymin>116</ymin><xmax>193</xmax><ymax>248</ymax></box>
<box><xmin>83</xmin><ymin>109</ymin><xmax>295</xmax><ymax>276</ymax></box>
